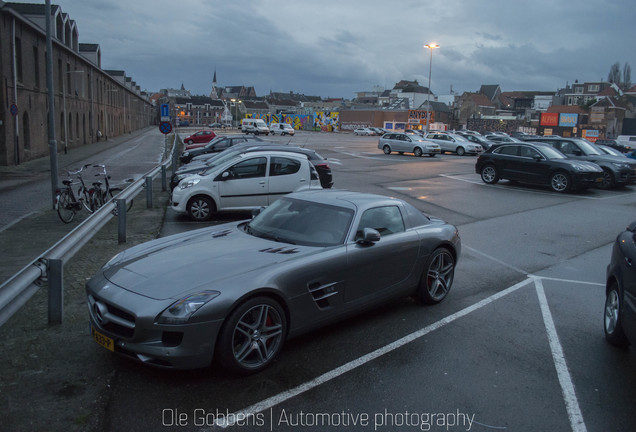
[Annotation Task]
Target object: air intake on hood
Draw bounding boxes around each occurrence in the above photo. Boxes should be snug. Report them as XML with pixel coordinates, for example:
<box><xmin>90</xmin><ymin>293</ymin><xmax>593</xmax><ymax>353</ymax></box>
<box><xmin>259</xmin><ymin>247</ymin><xmax>299</xmax><ymax>254</ymax></box>
<box><xmin>211</xmin><ymin>230</ymin><xmax>232</xmax><ymax>238</ymax></box>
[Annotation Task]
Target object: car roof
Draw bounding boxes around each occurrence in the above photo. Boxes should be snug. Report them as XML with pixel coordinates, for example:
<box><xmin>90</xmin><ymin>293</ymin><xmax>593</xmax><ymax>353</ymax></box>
<box><xmin>235</xmin><ymin>150</ymin><xmax>309</xmax><ymax>160</ymax></box>
<box><xmin>285</xmin><ymin>189</ymin><xmax>405</xmax><ymax>211</ymax></box>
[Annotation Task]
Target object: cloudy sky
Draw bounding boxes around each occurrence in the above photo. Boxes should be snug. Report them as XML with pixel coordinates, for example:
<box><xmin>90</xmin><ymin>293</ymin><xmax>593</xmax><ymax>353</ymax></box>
<box><xmin>23</xmin><ymin>0</ymin><xmax>636</xmax><ymax>98</ymax></box>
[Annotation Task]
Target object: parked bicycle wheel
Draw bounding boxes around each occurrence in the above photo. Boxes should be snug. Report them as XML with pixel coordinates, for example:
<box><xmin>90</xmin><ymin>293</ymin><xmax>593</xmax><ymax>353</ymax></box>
<box><xmin>89</xmin><ymin>187</ymin><xmax>105</xmax><ymax>212</ymax></box>
<box><xmin>56</xmin><ymin>190</ymin><xmax>76</xmax><ymax>223</ymax></box>
<box><xmin>79</xmin><ymin>186</ymin><xmax>93</xmax><ymax>212</ymax></box>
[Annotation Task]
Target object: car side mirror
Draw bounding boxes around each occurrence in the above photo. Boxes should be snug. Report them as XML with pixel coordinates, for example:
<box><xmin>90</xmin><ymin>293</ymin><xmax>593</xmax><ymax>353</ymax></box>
<box><xmin>251</xmin><ymin>207</ymin><xmax>265</xmax><ymax>218</ymax></box>
<box><xmin>357</xmin><ymin>228</ymin><xmax>381</xmax><ymax>245</ymax></box>
<box><xmin>572</xmin><ymin>149</ymin><xmax>582</xmax><ymax>156</ymax></box>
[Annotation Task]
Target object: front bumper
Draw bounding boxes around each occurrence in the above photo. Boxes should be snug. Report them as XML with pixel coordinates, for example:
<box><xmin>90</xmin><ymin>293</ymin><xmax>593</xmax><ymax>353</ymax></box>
<box><xmin>572</xmin><ymin>171</ymin><xmax>604</xmax><ymax>188</ymax></box>
<box><xmin>86</xmin><ymin>285</ymin><xmax>224</xmax><ymax>369</ymax></box>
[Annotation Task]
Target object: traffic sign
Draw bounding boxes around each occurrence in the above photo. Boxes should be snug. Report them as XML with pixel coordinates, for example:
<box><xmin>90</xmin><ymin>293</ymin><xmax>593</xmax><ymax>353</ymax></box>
<box><xmin>161</xmin><ymin>104</ymin><xmax>170</xmax><ymax>117</ymax></box>
<box><xmin>159</xmin><ymin>121</ymin><xmax>173</xmax><ymax>135</ymax></box>
<box><xmin>10</xmin><ymin>104</ymin><xmax>18</xmax><ymax>116</ymax></box>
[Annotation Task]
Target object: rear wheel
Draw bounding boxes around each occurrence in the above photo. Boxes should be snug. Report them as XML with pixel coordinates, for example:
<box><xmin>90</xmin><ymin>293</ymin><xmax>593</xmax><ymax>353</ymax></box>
<box><xmin>56</xmin><ymin>190</ymin><xmax>76</xmax><ymax>223</ymax></box>
<box><xmin>604</xmin><ymin>282</ymin><xmax>629</xmax><ymax>346</ymax></box>
<box><xmin>187</xmin><ymin>195</ymin><xmax>215</xmax><ymax>221</ymax></box>
<box><xmin>383</xmin><ymin>145</ymin><xmax>391</xmax><ymax>155</ymax></box>
<box><xmin>413</xmin><ymin>147</ymin><xmax>423</xmax><ymax>157</ymax></box>
<box><xmin>480</xmin><ymin>164</ymin><xmax>499</xmax><ymax>184</ymax></box>
<box><xmin>216</xmin><ymin>296</ymin><xmax>287</xmax><ymax>374</ymax></box>
<box><xmin>550</xmin><ymin>171</ymin><xmax>570</xmax><ymax>193</ymax></box>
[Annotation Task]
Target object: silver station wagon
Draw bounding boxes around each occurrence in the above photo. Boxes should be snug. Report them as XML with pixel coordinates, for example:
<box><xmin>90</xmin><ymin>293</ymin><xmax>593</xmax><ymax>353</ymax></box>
<box><xmin>378</xmin><ymin>132</ymin><xmax>441</xmax><ymax>157</ymax></box>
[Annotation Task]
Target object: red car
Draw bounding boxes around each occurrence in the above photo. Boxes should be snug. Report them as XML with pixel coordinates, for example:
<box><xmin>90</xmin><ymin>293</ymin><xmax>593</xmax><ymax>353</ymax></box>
<box><xmin>183</xmin><ymin>130</ymin><xmax>216</xmax><ymax>146</ymax></box>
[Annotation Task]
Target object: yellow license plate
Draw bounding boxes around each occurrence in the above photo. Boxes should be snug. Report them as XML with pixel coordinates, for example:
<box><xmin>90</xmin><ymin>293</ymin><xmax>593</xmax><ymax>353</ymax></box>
<box><xmin>596</xmin><ymin>177</ymin><xmax>603</xmax><ymax>182</ymax></box>
<box><xmin>92</xmin><ymin>326</ymin><xmax>115</xmax><ymax>352</ymax></box>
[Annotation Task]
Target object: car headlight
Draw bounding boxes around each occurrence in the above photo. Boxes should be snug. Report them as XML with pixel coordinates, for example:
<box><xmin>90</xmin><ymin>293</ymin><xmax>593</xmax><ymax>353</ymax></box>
<box><xmin>157</xmin><ymin>290</ymin><xmax>221</xmax><ymax>324</ymax></box>
<box><xmin>179</xmin><ymin>178</ymin><xmax>201</xmax><ymax>189</ymax></box>
<box><xmin>611</xmin><ymin>162</ymin><xmax>630</xmax><ymax>169</ymax></box>
<box><xmin>182</xmin><ymin>151</ymin><xmax>190</xmax><ymax>157</ymax></box>
<box><xmin>104</xmin><ymin>252</ymin><xmax>123</xmax><ymax>268</ymax></box>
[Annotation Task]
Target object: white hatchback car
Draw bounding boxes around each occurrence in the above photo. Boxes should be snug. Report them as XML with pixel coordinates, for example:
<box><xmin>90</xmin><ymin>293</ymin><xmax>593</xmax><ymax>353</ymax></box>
<box><xmin>270</xmin><ymin>123</ymin><xmax>296</xmax><ymax>136</ymax></box>
<box><xmin>172</xmin><ymin>151</ymin><xmax>322</xmax><ymax>220</ymax></box>
<box><xmin>353</xmin><ymin>128</ymin><xmax>376</xmax><ymax>136</ymax></box>
<box><xmin>425</xmin><ymin>132</ymin><xmax>484</xmax><ymax>156</ymax></box>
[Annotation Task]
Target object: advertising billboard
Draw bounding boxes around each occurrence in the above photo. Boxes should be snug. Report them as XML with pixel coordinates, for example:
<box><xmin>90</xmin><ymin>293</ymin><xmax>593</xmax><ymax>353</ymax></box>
<box><xmin>559</xmin><ymin>113</ymin><xmax>578</xmax><ymax>127</ymax></box>
<box><xmin>540</xmin><ymin>113</ymin><xmax>559</xmax><ymax>126</ymax></box>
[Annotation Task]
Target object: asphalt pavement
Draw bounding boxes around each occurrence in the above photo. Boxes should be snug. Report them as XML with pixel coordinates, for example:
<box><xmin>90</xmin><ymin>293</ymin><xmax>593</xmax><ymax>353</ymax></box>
<box><xmin>0</xmin><ymin>130</ymin><xmax>172</xmax><ymax>432</ymax></box>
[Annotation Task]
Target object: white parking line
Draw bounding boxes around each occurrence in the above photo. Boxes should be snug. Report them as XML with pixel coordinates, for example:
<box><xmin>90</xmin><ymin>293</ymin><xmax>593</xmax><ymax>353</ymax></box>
<box><xmin>213</xmin><ymin>277</ymin><xmax>534</xmax><ymax>429</ymax></box>
<box><xmin>211</xmin><ymin>246</ymin><xmax>596</xmax><ymax>432</ymax></box>
<box><xmin>535</xmin><ymin>278</ymin><xmax>588</xmax><ymax>432</ymax></box>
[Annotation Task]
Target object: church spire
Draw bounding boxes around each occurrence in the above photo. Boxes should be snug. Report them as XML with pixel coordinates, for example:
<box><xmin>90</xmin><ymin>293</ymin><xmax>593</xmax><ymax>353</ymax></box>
<box><xmin>210</xmin><ymin>68</ymin><xmax>219</xmax><ymax>99</ymax></box>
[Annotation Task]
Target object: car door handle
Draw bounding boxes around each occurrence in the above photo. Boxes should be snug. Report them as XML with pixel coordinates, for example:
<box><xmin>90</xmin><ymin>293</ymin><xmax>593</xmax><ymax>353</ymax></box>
<box><xmin>259</xmin><ymin>181</ymin><xmax>266</xmax><ymax>185</ymax></box>
<box><xmin>626</xmin><ymin>257</ymin><xmax>633</xmax><ymax>267</ymax></box>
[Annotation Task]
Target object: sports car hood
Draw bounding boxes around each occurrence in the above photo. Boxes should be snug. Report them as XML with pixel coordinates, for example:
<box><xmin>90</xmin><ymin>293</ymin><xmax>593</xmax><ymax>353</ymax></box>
<box><xmin>101</xmin><ymin>223</ymin><xmax>314</xmax><ymax>300</ymax></box>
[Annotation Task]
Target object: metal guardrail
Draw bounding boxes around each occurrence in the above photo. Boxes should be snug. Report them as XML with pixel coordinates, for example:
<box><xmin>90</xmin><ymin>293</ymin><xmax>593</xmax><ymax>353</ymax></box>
<box><xmin>0</xmin><ymin>134</ymin><xmax>180</xmax><ymax>327</ymax></box>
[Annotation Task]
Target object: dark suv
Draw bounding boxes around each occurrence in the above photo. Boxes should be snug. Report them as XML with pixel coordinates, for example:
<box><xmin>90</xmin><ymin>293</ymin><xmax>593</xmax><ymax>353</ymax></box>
<box><xmin>179</xmin><ymin>136</ymin><xmax>262</xmax><ymax>164</ymax></box>
<box><xmin>528</xmin><ymin>137</ymin><xmax>636</xmax><ymax>188</ymax></box>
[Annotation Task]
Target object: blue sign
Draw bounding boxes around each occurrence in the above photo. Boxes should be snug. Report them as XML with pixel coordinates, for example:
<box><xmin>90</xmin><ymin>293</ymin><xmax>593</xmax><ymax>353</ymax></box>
<box><xmin>10</xmin><ymin>103</ymin><xmax>18</xmax><ymax>116</ymax></box>
<box><xmin>559</xmin><ymin>113</ymin><xmax>578</xmax><ymax>127</ymax></box>
<box><xmin>161</xmin><ymin>104</ymin><xmax>170</xmax><ymax>117</ymax></box>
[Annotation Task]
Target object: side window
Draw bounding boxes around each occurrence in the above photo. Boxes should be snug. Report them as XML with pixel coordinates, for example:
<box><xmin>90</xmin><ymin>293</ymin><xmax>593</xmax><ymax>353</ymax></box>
<box><xmin>355</xmin><ymin>206</ymin><xmax>405</xmax><ymax>240</ymax></box>
<box><xmin>270</xmin><ymin>157</ymin><xmax>301</xmax><ymax>176</ymax></box>
<box><xmin>559</xmin><ymin>141</ymin><xmax>576</xmax><ymax>154</ymax></box>
<box><xmin>227</xmin><ymin>157</ymin><xmax>266</xmax><ymax>179</ymax></box>
<box><xmin>498</xmin><ymin>145</ymin><xmax>518</xmax><ymax>156</ymax></box>
<box><xmin>519</xmin><ymin>146</ymin><xmax>540</xmax><ymax>158</ymax></box>
<box><xmin>214</xmin><ymin>138</ymin><xmax>230</xmax><ymax>150</ymax></box>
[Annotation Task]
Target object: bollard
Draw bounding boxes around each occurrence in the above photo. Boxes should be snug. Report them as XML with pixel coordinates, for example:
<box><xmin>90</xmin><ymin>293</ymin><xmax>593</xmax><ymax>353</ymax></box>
<box><xmin>145</xmin><ymin>176</ymin><xmax>153</xmax><ymax>208</ymax></box>
<box><xmin>117</xmin><ymin>198</ymin><xmax>127</xmax><ymax>243</ymax></box>
<box><xmin>161</xmin><ymin>165</ymin><xmax>167</xmax><ymax>191</ymax></box>
<box><xmin>48</xmin><ymin>259</ymin><xmax>63</xmax><ymax>324</ymax></box>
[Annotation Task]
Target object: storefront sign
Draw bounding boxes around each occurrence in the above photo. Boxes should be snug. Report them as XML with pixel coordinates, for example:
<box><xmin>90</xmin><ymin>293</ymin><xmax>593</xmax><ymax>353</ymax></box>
<box><xmin>540</xmin><ymin>113</ymin><xmax>559</xmax><ymax>126</ymax></box>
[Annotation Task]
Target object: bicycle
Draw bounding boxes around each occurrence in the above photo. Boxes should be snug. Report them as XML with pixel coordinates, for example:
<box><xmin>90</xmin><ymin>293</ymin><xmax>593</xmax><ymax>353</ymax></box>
<box><xmin>88</xmin><ymin>164</ymin><xmax>133</xmax><ymax>214</ymax></box>
<box><xmin>55</xmin><ymin>164</ymin><xmax>94</xmax><ymax>223</ymax></box>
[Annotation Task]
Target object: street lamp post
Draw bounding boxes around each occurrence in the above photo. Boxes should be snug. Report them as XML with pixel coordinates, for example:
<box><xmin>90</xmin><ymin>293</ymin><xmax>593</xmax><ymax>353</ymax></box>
<box><xmin>424</xmin><ymin>43</ymin><xmax>439</xmax><ymax>133</ymax></box>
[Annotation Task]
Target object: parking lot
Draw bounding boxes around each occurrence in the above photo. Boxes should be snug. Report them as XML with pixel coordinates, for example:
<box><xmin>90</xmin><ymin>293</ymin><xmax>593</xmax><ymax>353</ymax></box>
<box><xmin>84</xmin><ymin>130</ymin><xmax>631</xmax><ymax>432</ymax></box>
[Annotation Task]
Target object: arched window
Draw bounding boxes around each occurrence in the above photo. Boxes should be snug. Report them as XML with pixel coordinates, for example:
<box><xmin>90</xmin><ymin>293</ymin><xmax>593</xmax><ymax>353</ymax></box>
<box><xmin>22</xmin><ymin>112</ymin><xmax>30</xmax><ymax>150</ymax></box>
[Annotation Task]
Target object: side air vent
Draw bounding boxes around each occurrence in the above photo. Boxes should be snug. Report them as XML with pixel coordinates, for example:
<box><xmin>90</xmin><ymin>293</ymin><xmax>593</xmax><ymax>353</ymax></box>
<box><xmin>259</xmin><ymin>247</ymin><xmax>299</xmax><ymax>254</ymax></box>
<box><xmin>211</xmin><ymin>230</ymin><xmax>232</xmax><ymax>238</ymax></box>
<box><xmin>307</xmin><ymin>281</ymin><xmax>339</xmax><ymax>309</ymax></box>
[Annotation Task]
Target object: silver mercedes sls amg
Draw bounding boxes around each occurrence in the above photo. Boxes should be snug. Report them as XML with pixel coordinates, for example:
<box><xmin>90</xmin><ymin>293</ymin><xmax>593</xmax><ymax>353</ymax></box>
<box><xmin>86</xmin><ymin>190</ymin><xmax>461</xmax><ymax>373</ymax></box>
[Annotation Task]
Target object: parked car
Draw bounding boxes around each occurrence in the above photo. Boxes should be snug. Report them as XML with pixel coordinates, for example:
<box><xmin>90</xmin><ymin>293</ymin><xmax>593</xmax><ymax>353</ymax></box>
<box><xmin>371</xmin><ymin>127</ymin><xmax>388</xmax><ymax>136</ymax></box>
<box><xmin>353</xmin><ymin>128</ymin><xmax>375</xmax><ymax>136</ymax></box>
<box><xmin>484</xmin><ymin>135</ymin><xmax>524</xmax><ymax>144</ymax></box>
<box><xmin>530</xmin><ymin>137</ymin><xmax>636</xmax><ymax>188</ymax></box>
<box><xmin>595</xmin><ymin>138</ymin><xmax>633</xmax><ymax>153</ymax></box>
<box><xmin>378</xmin><ymin>132</ymin><xmax>441</xmax><ymax>157</ymax></box>
<box><xmin>475</xmin><ymin>141</ymin><xmax>604</xmax><ymax>193</ymax></box>
<box><xmin>269</xmin><ymin>123</ymin><xmax>295</xmax><ymax>136</ymax></box>
<box><xmin>182</xmin><ymin>130</ymin><xmax>216</xmax><ymax>145</ymax></box>
<box><xmin>172</xmin><ymin>150</ymin><xmax>322</xmax><ymax>221</ymax></box>
<box><xmin>597</xmin><ymin>144</ymin><xmax>628</xmax><ymax>158</ymax></box>
<box><xmin>604</xmin><ymin>221</ymin><xmax>636</xmax><ymax>347</ymax></box>
<box><xmin>462</xmin><ymin>134</ymin><xmax>496</xmax><ymax>150</ymax></box>
<box><xmin>207</xmin><ymin>122</ymin><xmax>224</xmax><ymax>128</ymax></box>
<box><xmin>172</xmin><ymin>144</ymin><xmax>333</xmax><ymax>190</ymax></box>
<box><xmin>179</xmin><ymin>136</ymin><xmax>262</xmax><ymax>164</ymax></box>
<box><xmin>425</xmin><ymin>132</ymin><xmax>483</xmax><ymax>156</ymax></box>
<box><xmin>87</xmin><ymin>189</ymin><xmax>460</xmax><ymax>371</ymax></box>
<box><xmin>241</xmin><ymin>118</ymin><xmax>270</xmax><ymax>135</ymax></box>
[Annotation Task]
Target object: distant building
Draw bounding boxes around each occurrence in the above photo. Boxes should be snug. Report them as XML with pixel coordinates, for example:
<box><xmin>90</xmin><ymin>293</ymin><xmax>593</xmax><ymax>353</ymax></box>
<box><xmin>0</xmin><ymin>1</ymin><xmax>152</xmax><ymax>166</ymax></box>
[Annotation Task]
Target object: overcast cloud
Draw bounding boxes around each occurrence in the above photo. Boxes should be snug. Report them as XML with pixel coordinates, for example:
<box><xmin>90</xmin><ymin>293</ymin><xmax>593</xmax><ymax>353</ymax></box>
<box><xmin>25</xmin><ymin>0</ymin><xmax>636</xmax><ymax>98</ymax></box>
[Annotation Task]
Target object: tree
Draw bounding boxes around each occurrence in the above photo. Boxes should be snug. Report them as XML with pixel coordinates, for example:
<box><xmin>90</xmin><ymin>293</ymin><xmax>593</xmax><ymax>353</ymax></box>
<box><xmin>623</xmin><ymin>62</ymin><xmax>632</xmax><ymax>90</ymax></box>
<box><xmin>608</xmin><ymin>62</ymin><xmax>621</xmax><ymax>84</ymax></box>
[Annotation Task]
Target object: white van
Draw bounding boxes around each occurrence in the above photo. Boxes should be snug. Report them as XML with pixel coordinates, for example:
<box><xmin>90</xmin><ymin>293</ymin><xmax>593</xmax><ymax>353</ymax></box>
<box><xmin>617</xmin><ymin>135</ymin><xmax>636</xmax><ymax>144</ymax></box>
<box><xmin>270</xmin><ymin>123</ymin><xmax>295</xmax><ymax>136</ymax></box>
<box><xmin>241</xmin><ymin>118</ymin><xmax>270</xmax><ymax>135</ymax></box>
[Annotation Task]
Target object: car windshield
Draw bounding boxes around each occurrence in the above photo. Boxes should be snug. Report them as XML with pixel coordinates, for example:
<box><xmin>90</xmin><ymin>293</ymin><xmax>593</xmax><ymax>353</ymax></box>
<box><xmin>572</xmin><ymin>139</ymin><xmax>602</xmax><ymax>155</ymax></box>
<box><xmin>245</xmin><ymin>197</ymin><xmax>354</xmax><ymax>247</ymax></box>
<box><xmin>204</xmin><ymin>136</ymin><xmax>225</xmax><ymax>149</ymax></box>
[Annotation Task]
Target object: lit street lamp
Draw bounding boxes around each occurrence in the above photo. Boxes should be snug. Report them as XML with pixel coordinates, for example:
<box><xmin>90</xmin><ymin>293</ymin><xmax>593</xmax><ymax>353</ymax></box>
<box><xmin>424</xmin><ymin>43</ymin><xmax>439</xmax><ymax>133</ymax></box>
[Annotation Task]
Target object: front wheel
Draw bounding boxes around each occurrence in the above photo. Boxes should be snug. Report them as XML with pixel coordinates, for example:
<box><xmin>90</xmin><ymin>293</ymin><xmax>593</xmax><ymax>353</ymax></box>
<box><xmin>187</xmin><ymin>195</ymin><xmax>215</xmax><ymax>221</ymax></box>
<box><xmin>109</xmin><ymin>188</ymin><xmax>134</xmax><ymax>213</ymax></box>
<box><xmin>56</xmin><ymin>190</ymin><xmax>76</xmax><ymax>223</ymax></box>
<box><xmin>604</xmin><ymin>283</ymin><xmax>629</xmax><ymax>346</ymax></box>
<box><xmin>456</xmin><ymin>146</ymin><xmax>466</xmax><ymax>156</ymax></box>
<box><xmin>413</xmin><ymin>147</ymin><xmax>423</xmax><ymax>157</ymax></box>
<box><xmin>216</xmin><ymin>297</ymin><xmax>287</xmax><ymax>374</ymax></box>
<box><xmin>383</xmin><ymin>145</ymin><xmax>391</xmax><ymax>155</ymax></box>
<box><xmin>416</xmin><ymin>248</ymin><xmax>456</xmax><ymax>304</ymax></box>
<box><xmin>599</xmin><ymin>169</ymin><xmax>616</xmax><ymax>189</ymax></box>
<box><xmin>481</xmin><ymin>164</ymin><xmax>499</xmax><ymax>184</ymax></box>
<box><xmin>550</xmin><ymin>171</ymin><xmax>570</xmax><ymax>193</ymax></box>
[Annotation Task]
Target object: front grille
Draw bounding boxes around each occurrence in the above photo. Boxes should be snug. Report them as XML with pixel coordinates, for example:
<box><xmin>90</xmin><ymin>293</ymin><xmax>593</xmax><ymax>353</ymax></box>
<box><xmin>88</xmin><ymin>294</ymin><xmax>136</xmax><ymax>338</ymax></box>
